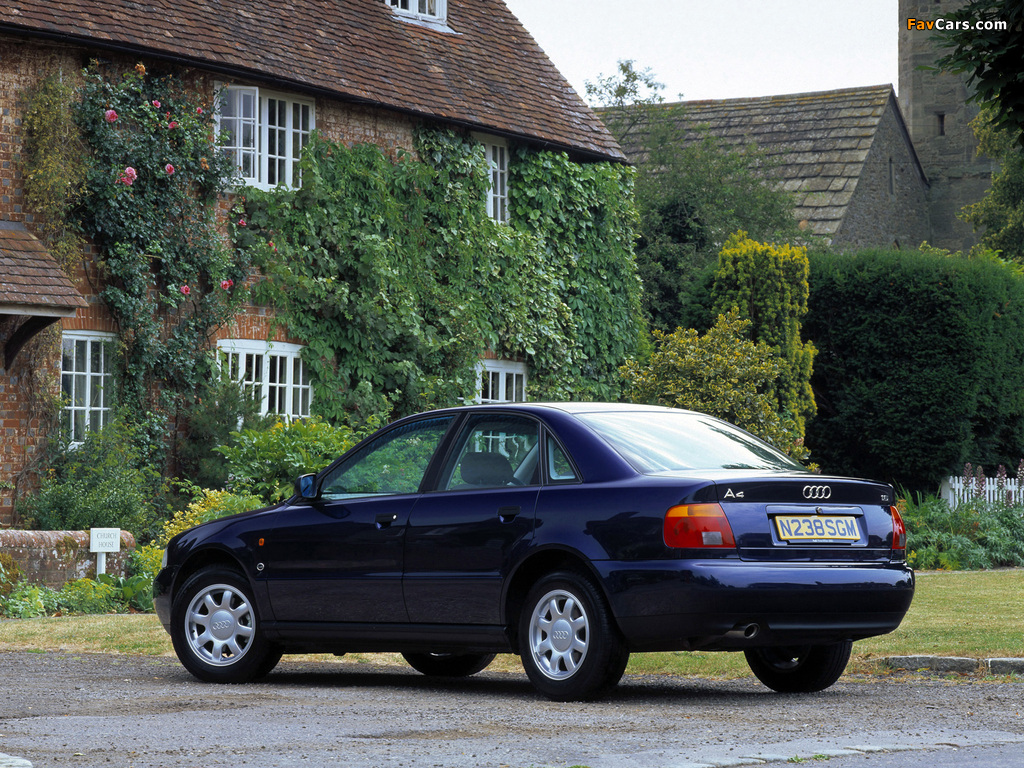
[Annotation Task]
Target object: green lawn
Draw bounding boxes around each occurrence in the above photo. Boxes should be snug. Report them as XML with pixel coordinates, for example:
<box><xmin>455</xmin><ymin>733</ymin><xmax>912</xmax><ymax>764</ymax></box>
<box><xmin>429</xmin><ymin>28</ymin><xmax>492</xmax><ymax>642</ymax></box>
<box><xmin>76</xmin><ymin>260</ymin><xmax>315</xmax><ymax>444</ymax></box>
<box><xmin>1</xmin><ymin>569</ymin><xmax>1021</xmax><ymax>680</ymax></box>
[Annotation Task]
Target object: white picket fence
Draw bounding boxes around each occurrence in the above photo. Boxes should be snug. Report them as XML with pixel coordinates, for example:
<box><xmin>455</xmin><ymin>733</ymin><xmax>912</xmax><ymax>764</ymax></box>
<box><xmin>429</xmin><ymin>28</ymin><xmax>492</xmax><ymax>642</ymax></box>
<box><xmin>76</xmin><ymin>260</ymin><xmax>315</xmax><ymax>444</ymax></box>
<box><xmin>940</xmin><ymin>475</ymin><xmax>1024</xmax><ymax>506</ymax></box>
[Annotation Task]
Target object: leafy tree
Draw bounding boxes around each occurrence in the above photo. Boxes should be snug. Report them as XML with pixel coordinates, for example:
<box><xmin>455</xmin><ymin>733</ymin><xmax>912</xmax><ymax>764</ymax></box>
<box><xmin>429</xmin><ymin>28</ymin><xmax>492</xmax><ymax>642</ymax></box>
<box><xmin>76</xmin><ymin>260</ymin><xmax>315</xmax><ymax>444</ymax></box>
<box><xmin>934</xmin><ymin>0</ymin><xmax>1024</xmax><ymax>146</ymax></box>
<box><xmin>621</xmin><ymin>309</ymin><xmax>809</xmax><ymax>460</ymax></box>
<box><xmin>960</xmin><ymin>107</ymin><xmax>1024</xmax><ymax>260</ymax></box>
<box><xmin>588</xmin><ymin>61</ymin><xmax>799</xmax><ymax>330</ymax></box>
<box><xmin>586</xmin><ymin>59</ymin><xmax>669</xmax><ymax>146</ymax></box>
<box><xmin>711</xmin><ymin>232</ymin><xmax>816</xmax><ymax>437</ymax></box>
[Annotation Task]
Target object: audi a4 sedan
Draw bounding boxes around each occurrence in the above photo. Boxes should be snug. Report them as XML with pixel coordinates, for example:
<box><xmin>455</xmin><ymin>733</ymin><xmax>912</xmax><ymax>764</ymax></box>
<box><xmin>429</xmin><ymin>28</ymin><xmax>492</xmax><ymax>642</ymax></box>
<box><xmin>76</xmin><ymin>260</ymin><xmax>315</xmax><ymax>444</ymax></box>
<box><xmin>154</xmin><ymin>403</ymin><xmax>914</xmax><ymax>701</ymax></box>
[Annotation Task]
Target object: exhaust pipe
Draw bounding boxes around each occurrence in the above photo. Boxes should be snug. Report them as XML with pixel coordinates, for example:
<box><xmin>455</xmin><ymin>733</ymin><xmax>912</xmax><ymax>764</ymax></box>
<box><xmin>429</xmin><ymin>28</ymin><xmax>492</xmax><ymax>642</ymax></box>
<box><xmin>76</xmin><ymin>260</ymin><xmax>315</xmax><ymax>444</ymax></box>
<box><xmin>724</xmin><ymin>623</ymin><xmax>760</xmax><ymax>640</ymax></box>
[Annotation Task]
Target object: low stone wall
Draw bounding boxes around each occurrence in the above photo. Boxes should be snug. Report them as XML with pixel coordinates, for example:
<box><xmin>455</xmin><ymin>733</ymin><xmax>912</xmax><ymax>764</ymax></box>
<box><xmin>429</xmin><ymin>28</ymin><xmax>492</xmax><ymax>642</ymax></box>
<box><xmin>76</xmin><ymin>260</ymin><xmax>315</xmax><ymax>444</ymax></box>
<box><xmin>0</xmin><ymin>530</ymin><xmax>136</xmax><ymax>589</ymax></box>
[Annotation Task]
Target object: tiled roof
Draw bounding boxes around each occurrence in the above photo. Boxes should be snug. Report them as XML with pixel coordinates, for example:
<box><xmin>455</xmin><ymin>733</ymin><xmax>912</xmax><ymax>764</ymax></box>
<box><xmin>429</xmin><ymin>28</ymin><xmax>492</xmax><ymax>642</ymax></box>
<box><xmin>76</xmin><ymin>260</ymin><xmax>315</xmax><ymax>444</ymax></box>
<box><xmin>609</xmin><ymin>85</ymin><xmax>923</xmax><ymax>238</ymax></box>
<box><xmin>0</xmin><ymin>223</ymin><xmax>87</xmax><ymax>315</ymax></box>
<box><xmin>0</xmin><ymin>0</ymin><xmax>623</xmax><ymax>162</ymax></box>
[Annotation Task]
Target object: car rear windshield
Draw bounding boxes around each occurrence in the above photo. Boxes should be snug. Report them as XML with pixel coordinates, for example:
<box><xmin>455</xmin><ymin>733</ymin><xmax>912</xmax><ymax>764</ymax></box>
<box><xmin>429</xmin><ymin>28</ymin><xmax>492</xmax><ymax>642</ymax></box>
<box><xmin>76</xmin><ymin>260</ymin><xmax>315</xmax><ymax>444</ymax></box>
<box><xmin>576</xmin><ymin>410</ymin><xmax>805</xmax><ymax>473</ymax></box>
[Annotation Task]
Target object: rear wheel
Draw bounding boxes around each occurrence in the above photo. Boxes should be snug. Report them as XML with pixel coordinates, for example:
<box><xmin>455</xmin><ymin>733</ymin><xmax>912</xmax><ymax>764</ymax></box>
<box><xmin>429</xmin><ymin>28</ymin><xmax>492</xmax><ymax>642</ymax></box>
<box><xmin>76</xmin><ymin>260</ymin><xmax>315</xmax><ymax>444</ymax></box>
<box><xmin>402</xmin><ymin>652</ymin><xmax>496</xmax><ymax>677</ymax></box>
<box><xmin>744</xmin><ymin>640</ymin><xmax>852</xmax><ymax>693</ymax></box>
<box><xmin>519</xmin><ymin>571</ymin><xmax>628</xmax><ymax>701</ymax></box>
<box><xmin>170</xmin><ymin>566</ymin><xmax>282</xmax><ymax>683</ymax></box>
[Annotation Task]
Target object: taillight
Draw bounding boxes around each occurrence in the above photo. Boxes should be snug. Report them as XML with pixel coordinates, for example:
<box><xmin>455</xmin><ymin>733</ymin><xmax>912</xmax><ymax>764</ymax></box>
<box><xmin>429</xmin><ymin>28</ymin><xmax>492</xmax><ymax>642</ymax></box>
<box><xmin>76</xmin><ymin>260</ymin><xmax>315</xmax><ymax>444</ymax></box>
<box><xmin>664</xmin><ymin>503</ymin><xmax>736</xmax><ymax>548</ymax></box>
<box><xmin>889</xmin><ymin>505</ymin><xmax>907</xmax><ymax>552</ymax></box>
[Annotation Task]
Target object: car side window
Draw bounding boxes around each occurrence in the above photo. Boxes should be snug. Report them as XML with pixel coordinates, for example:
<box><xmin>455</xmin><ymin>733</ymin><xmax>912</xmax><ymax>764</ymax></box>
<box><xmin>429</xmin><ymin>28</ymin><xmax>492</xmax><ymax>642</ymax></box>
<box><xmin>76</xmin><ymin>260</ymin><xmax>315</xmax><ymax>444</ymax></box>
<box><xmin>442</xmin><ymin>414</ymin><xmax>540</xmax><ymax>490</ymax></box>
<box><xmin>546</xmin><ymin>435</ymin><xmax>579</xmax><ymax>483</ymax></box>
<box><xmin>320</xmin><ymin>416</ymin><xmax>454</xmax><ymax>500</ymax></box>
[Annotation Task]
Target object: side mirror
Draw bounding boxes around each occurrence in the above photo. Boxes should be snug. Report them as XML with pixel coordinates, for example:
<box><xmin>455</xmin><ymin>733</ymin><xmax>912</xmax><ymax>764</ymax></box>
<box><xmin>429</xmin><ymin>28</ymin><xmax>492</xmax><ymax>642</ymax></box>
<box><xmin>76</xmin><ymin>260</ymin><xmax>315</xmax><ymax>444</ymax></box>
<box><xmin>295</xmin><ymin>473</ymin><xmax>319</xmax><ymax>500</ymax></box>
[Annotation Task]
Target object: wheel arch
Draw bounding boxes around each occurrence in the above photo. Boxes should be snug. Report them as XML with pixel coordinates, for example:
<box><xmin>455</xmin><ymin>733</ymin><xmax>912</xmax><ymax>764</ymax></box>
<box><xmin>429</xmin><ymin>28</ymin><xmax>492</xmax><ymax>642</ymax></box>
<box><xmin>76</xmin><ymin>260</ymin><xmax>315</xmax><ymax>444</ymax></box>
<box><xmin>173</xmin><ymin>546</ymin><xmax>251</xmax><ymax>601</ymax></box>
<box><xmin>502</xmin><ymin>546</ymin><xmax>617</xmax><ymax>652</ymax></box>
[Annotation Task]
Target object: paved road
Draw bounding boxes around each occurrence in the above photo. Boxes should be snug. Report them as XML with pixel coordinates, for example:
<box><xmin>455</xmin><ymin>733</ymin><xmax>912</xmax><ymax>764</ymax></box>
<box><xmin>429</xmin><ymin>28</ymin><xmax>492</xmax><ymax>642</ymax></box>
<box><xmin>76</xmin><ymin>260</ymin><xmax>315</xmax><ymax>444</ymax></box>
<box><xmin>1</xmin><ymin>651</ymin><xmax>1022</xmax><ymax>767</ymax></box>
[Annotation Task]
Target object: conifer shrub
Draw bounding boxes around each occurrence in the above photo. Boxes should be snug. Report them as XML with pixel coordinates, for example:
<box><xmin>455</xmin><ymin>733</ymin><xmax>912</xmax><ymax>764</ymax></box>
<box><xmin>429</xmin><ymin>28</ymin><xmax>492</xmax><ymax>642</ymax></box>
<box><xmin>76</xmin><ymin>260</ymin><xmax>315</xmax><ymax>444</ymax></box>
<box><xmin>805</xmin><ymin>248</ymin><xmax>1024</xmax><ymax>492</ymax></box>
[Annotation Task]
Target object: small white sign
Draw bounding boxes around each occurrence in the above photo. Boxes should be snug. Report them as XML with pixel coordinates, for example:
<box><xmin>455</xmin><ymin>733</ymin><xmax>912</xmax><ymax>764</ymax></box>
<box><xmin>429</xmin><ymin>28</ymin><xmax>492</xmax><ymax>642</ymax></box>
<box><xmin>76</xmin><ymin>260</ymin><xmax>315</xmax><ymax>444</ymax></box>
<box><xmin>90</xmin><ymin>528</ymin><xmax>121</xmax><ymax>553</ymax></box>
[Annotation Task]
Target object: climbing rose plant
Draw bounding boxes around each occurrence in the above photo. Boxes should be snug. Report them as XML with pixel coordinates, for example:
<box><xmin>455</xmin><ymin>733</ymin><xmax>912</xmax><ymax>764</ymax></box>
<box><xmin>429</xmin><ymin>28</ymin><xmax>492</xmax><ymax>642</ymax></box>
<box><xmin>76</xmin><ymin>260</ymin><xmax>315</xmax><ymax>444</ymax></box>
<box><xmin>74</xmin><ymin>64</ymin><xmax>248</xmax><ymax>416</ymax></box>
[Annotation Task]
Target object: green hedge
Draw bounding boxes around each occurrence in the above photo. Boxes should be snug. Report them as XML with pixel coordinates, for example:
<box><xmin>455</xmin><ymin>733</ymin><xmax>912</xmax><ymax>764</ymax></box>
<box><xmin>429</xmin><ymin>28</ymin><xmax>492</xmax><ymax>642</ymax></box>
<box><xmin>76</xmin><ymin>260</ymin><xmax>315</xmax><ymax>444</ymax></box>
<box><xmin>805</xmin><ymin>248</ymin><xmax>1024</xmax><ymax>492</ymax></box>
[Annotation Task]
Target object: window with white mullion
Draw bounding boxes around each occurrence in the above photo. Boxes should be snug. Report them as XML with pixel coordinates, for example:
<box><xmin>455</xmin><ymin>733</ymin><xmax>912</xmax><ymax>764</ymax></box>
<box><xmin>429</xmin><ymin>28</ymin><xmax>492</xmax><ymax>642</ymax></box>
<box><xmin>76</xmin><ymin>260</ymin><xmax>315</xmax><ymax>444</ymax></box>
<box><xmin>476</xmin><ymin>359</ymin><xmax>527</xmax><ymax>403</ymax></box>
<box><xmin>217</xmin><ymin>85</ymin><xmax>314</xmax><ymax>190</ymax></box>
<box><xmin>61</xmin><ymin>332</ymin><xmax>116</xmax><ymax>444</ymax></box>
<box><xmin>386</xmin><ymin>0</ymin><xmax>446</xmax><ymax>22</ymax></box>
<box><xmin>218</xmin><ymin>340</ymin><xmax>312</xmax><ymax>418</ymax></box>
<box><xmin>291</xmin><ymin>356</ymin><xmax>312</xmax><ymax>416</ymax></box>
<box><xmin>291</xmin><ymin>101</ymin><xmax>312</xmax><ymax>188</ymax></box>
<box><xmin>473</xmin><ymin>134</ymin><xmax>510</xmax><ymax>223</ymax></box>
<box><xmin>486</xmin><ymin>142</ymin><xmax>508</xmax><ymax>222</ymax></box>
<box><xmin>264</xmin><ymin>97</ymin><xmax>288</xmax><ymax>189</ymax></box>
<box><xmin>218</xmin><ymin>86</ymin><xmax>259</xmax><ymax>186</ymax></box>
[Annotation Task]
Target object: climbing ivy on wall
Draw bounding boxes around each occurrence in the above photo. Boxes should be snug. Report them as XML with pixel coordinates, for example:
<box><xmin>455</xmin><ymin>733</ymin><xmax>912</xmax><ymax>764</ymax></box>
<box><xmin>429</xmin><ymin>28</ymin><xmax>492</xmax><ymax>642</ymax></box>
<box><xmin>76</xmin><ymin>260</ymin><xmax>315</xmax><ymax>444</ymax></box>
<box><xmin>509</xmin><ymin>148</ymin><xmax>643</xmax><ymax>400</ymax></box>
<box><xmin>233</xmin><ymin>126</ymin><xmax>642</xmax><ymax>422</ymax></box>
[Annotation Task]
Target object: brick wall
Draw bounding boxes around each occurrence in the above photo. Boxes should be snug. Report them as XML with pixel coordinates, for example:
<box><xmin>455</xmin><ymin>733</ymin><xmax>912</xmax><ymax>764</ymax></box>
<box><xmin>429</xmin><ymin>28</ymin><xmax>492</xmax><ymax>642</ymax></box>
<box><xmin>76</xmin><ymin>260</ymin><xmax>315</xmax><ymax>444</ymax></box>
<box><xmin>0</xmin><ymin>529</ymin><xmax>136</xmax><ymax>590</ymax></box>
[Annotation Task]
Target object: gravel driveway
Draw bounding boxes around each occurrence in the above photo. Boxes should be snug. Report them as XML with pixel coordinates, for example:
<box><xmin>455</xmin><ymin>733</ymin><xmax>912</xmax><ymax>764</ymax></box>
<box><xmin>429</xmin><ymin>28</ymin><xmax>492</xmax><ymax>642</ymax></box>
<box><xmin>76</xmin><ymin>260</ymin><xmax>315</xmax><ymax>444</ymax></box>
<box><xmin>1</xmin><ymin>651</ymin><xmax>1022</xmax><ymax>767</ymax></box>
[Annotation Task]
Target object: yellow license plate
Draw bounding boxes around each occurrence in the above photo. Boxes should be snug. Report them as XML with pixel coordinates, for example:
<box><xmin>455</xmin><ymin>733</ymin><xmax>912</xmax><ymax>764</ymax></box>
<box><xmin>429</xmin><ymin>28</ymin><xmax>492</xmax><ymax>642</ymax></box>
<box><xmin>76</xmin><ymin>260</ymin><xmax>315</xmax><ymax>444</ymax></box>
<box><xmin>775</xmin><ymin>515</ymin><xmax>859</xmax><ymax>542</ymax></box>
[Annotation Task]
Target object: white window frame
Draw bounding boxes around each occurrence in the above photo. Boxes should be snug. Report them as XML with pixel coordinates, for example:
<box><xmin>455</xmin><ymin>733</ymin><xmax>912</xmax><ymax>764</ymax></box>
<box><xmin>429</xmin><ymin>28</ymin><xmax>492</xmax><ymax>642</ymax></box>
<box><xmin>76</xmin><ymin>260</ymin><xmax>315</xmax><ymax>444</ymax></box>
<box><xmin>474</xmin><ymin>134</ymin><xmax>509</xmax><ymax>223</ymax></box>
<box><xmin>217</xmin><ymin>85</ymin><xmax>314</xmax><ymax>190</ymax></box>
<box><xmin>60</xmin><ymin>331</ymin><xmax>116</xmax><ymax>445</ymax></box>
<box><xmin>217</xmin><ymin>339</ymin><xmax>312</xmax><ymax>418</ymax></box>
<box><xmin>385</xmin><ymin>0</ymin><xmax>447</xmax><ymax>24</ymax></box>
<box><xmin>475</xmin><ymin>359</ymin><xmax>528</xmax><ymax>404</ymax></box>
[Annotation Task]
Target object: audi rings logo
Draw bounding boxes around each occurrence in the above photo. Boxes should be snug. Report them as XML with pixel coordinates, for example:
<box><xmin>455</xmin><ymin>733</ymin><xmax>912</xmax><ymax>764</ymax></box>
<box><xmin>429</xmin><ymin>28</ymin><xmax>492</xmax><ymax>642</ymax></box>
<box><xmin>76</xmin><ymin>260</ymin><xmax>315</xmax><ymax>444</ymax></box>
<box><xmin>212</xmin><ymin>620</ymin><xmax>232</xmax><ymax>631</ymax></box>
<box><xmin>802</xmin><ymin>485</ymin><xmax>832</xmax><ymax>500</ymax></box>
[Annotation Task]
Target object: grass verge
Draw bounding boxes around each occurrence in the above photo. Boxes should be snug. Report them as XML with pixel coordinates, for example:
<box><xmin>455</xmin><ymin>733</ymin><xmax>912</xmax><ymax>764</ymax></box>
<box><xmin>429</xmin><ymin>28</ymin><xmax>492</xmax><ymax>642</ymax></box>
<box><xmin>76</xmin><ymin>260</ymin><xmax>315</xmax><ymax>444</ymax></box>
<box><xmin>1</xmin><ymin>569</ymin><xmax>1021</xmax><ymax>679</ymax></box>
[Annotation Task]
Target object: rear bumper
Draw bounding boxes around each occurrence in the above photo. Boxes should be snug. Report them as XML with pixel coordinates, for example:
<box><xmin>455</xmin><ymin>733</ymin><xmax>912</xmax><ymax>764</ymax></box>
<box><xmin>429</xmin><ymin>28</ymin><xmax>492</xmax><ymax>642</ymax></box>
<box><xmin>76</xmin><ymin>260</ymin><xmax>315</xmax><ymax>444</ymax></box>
<box><xmin>596</xmin><ymin>559</ymin><xmax>915</xmax><ymax>651</ymax></box>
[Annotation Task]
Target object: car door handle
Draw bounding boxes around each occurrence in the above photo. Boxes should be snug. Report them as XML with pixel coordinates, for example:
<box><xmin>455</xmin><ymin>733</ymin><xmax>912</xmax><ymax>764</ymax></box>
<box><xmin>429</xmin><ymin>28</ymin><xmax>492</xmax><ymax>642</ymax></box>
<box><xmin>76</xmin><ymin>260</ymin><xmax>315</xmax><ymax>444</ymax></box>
<box><xmin>375</xmin><ymin>513</ymin><xmax>398</xmax><ymax>529</ymax></box>
<box><xmin>498</xmin><ymin>506</ymin><xmax>520</xmax><ymax>524</ymax></box>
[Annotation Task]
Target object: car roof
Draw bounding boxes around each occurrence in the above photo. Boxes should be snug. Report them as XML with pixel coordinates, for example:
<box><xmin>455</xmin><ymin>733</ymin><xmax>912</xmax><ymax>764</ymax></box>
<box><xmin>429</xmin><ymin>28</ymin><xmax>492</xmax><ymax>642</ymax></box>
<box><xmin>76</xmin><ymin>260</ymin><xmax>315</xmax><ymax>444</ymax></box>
<box><xmin>421</xmin><ymin>402</ymin><xmax>695</xmax><ymax>417</ymax></box>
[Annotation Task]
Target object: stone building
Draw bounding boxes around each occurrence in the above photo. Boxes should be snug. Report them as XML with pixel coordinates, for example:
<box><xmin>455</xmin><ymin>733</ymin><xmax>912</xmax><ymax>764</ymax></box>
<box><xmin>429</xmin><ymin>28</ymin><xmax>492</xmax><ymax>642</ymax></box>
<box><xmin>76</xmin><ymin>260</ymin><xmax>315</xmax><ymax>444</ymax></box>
<box><xmin>0</xmin><ymin>0</ymin><xmax>625</xmax><ymax>526</ymax></box>
<box><xmin>899</xmin><ymin>0</ymin><xmax>997</xmax><ymax>252</ymax></box>
<box><xmin>614</xmin><ymin>85</ymin><xmax>931</xmax><ymax>250</ymax></box>
<box><xmin>610</xmin><ymin>0</ymin><xmax>994</xmax><ymax>252</ymax></box>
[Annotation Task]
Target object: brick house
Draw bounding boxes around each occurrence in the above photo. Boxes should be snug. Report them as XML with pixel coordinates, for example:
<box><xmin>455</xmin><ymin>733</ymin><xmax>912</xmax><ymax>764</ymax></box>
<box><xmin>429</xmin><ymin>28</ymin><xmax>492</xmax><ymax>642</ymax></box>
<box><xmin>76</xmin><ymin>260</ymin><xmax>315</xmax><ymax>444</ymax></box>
<box><xmin>0</xmin><ymin>0</ymin><xmax>626</xmax><ymax>526</ymax></box>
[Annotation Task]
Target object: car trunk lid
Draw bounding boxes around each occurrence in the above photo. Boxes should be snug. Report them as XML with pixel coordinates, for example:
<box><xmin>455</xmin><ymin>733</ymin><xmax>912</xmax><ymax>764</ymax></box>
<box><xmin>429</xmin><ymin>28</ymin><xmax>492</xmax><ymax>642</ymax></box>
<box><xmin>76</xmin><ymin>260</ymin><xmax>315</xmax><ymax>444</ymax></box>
<box><xmin>710</xmin><ymin>474</ymin><xmax>900</xmax><ymax>563</ymax></box>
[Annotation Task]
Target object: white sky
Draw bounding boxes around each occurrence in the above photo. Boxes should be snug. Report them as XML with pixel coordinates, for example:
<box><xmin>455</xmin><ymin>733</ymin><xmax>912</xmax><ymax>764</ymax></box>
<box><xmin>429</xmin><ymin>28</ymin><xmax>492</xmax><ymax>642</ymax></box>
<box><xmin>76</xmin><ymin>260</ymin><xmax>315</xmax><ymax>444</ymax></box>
<box><xmin>502</xmin><ymin>0</ymin><xmax>900</xmax><ymax>104</ymax></box>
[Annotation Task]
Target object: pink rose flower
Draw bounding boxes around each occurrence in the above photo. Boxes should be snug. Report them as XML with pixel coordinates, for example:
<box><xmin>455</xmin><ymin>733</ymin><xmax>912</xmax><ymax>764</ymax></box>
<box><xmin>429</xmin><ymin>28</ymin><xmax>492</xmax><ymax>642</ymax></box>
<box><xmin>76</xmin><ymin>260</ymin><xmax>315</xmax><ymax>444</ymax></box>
<box><xmin>196</xmin><ymin>107</ymin><xmax>203</xmax><ymax>115</ymax></box>
<box><xmin>104</xmin><ymin>109</ymin><xmax>118</xmax><ymax>123</ymax></box>
<box><xmin>168</xmin><ymin>121</ymin><xmax>178</xmax><ymax>130</ymax></box>
<box><xmin>117</xmin><ymin>166</ymin><xmax>138</xmax><ymax>186</ymax></box>
<box><xmin>220</xmin><ymin>279</ymin><xmax>234</xmax><ymax>290</ymax></box>
<box><xmin>165</xmin><ymin>163</ymin><xmax>175</xmax><ymax>175</ymax></box>
<box><xmin>237</xmin><ymin>218</ymin><xmax>246</xmax><ymax>227</ymax></box>
<box><xmin>180</xmin><ymin>285</ymin><xmax>191</xmax><ymax>296</ymax></box>
<box><xmin>152</xmin><ymin>100</ymin><xmax>161</xmax><ymax>108</ymax></box>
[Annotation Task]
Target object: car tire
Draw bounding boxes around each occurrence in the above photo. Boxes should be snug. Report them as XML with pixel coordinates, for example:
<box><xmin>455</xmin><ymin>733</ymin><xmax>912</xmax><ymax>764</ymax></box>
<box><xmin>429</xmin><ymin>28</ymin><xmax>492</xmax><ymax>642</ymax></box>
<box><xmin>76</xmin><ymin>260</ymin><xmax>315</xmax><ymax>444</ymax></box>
<box><xmin>401</xmin><ymin>652</ymin><xmax>497</xmax><ymax>677</ymax></box>
<box><xmin>170</xmin><ymin>566</ymin><xmax>282</xmax><ymax>683</ymax></box>
<box><xmin>744</xmin><ymin>640</ymin><xmax>852</xmax><ymax>693</ymax></box>
<box><xmin>519</xmin><ymin>571</ymin><xmax>629</xmax><ymax>701</ymax></box>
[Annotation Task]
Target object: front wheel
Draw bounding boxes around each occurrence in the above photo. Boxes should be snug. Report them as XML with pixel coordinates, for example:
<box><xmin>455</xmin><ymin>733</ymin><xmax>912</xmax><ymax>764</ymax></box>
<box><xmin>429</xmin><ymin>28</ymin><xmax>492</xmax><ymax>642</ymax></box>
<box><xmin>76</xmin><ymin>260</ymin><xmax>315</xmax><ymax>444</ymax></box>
<box><xmin>519</xmin><ymin>571</ymin><xmax>628</xmax><ymax>701</ymax></box>
<box><xmin>402</xmin><ymin>652</ymin><xmax>496</xmax><ymax>677</ymax></box>
<box><xmin>170</xmin><ymin>566</ymin><xmax>282</xmax><ymax>683</ymax></box>
<box><xmin>744</xmin><ymin>640</ymin><xmax>852</xmax><ymax>693</ymax></box>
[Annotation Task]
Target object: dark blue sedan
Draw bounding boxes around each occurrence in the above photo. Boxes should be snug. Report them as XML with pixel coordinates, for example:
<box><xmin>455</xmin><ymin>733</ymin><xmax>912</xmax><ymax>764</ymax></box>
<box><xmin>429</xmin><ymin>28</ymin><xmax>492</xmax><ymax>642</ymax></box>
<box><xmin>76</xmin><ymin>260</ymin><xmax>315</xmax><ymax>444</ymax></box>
<box><xmin>154</xmin><ymin>403</ymin><xmax>914</xmax><ymax>700</ymax></box>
